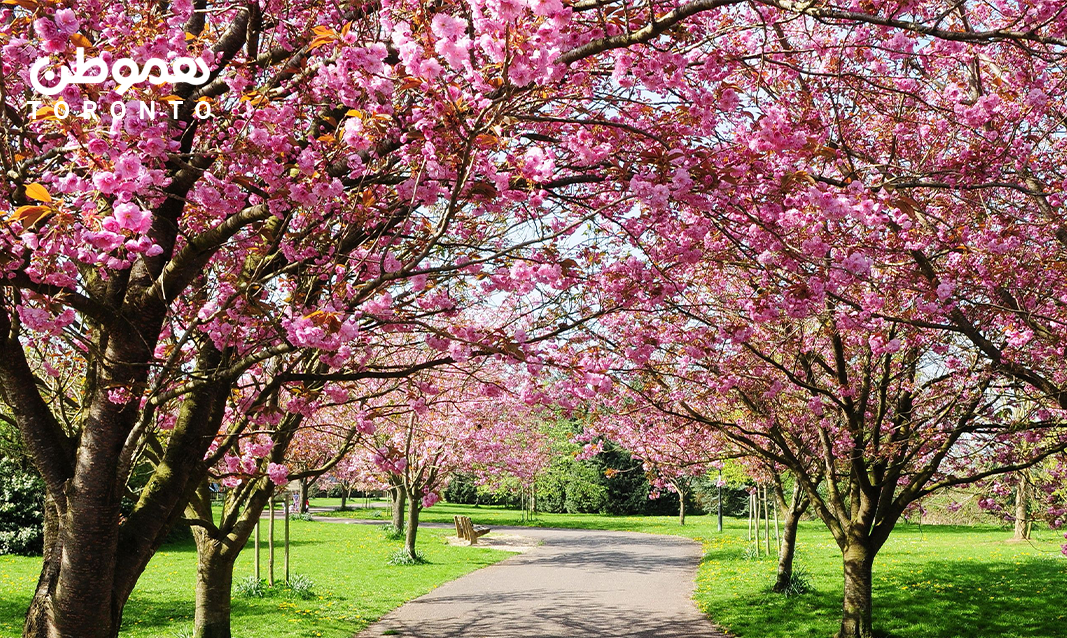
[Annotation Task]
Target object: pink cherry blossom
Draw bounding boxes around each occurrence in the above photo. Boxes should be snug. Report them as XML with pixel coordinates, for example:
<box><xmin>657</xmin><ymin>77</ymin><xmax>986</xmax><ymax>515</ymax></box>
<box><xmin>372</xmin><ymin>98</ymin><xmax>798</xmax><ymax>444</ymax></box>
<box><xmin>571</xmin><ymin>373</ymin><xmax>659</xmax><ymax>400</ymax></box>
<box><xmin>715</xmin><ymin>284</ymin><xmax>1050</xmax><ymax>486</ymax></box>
<box><xmin>113</xmin><ymin>203</ymin><xmax>153</xmax><ymax>234</ymax></box>
<box><xmin>54</xmin><ymin>9</ymin><xmax>79</xmax><ymax>37</ymax></box>
<box><xmin>266</xmin><ymin>463</ymin><xmax>289</xmax><ymax>486</ymax></box>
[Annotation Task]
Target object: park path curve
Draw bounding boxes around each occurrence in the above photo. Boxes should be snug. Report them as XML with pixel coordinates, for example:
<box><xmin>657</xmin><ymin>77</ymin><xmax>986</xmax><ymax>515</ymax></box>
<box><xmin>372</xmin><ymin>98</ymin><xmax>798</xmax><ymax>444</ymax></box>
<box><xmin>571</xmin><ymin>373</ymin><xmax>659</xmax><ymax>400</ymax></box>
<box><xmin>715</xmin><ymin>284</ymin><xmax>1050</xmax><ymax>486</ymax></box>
<box><xmin>352</xmin><ymin>525</ymin><xmax>730</xmax><ymax>638</ymax></box>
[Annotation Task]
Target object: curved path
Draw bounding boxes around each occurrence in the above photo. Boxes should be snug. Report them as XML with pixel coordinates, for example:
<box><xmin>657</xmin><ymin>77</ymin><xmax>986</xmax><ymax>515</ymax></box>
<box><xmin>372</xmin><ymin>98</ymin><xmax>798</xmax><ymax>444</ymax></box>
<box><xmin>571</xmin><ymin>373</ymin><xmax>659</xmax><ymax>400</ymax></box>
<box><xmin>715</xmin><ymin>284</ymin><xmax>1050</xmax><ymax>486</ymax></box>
<box><xmin>352</xmin><ymin>525</ymin><xmax>729</xmax><ymax>638</ymax></box>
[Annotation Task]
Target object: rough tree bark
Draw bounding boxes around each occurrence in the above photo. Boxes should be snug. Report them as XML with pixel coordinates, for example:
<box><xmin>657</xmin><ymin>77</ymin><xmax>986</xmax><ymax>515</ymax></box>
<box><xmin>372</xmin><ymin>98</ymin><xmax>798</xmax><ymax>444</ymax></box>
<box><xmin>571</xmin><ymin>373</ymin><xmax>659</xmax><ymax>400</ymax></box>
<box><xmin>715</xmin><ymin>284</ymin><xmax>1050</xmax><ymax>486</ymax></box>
<box><xmin>404</xmin><ymin>495</ymin><xmax>422</xmax><ymax>560</ymax></box>
<box><xmin>298</xmin><ymin>479</ymin><xmax>309</xmax><ymax>514</ymax></box>
<box><xmin>672</xmin><ymin>481</ymin><xmax>687</xmax><ymax>525</ymax></box>
<box><xmin>772</xmin><ymin>481</ymin><xmax>810</xmax><ymax>593</ymax></box>
<box><xmin>192</xmin><ymin>538</ymin><xmax>238</xmax><ymax>638</ymax></box>
<box><xmin>186</xmin><ymin>479</ymin><xmax>272</xmax><ymax>638</ymax></box>
<box><xmin>1012</xmin><ymin>471</ymin><xmax>1030</xmax><ymax>541</ymax></box>
<box><xmin>6</xmin><ymin>331</ymin><xmax>232</xmax><ymax>638</ymax></box>
<box><xmin>390</xmin><ymin>482</ymin><xmax>406</xmax><ymax>532</ymax></box>
<box><xmin>839</xmin><ymin>535</ymin><xmax>875</xmax><ymax>638</ymax></box>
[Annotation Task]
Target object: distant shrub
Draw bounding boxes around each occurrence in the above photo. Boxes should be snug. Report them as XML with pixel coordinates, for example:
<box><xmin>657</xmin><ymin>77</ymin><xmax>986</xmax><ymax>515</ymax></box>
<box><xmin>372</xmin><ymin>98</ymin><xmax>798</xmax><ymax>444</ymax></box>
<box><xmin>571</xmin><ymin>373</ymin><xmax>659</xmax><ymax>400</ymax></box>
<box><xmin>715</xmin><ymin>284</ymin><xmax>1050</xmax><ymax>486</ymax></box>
<box><xmin>537</xmin><ymin>457</ymin><xmax>608</xmax><ymax>514</ymax></box>
<box><xmin>443</xmin><ymin>474</ymin><xmax>480</xmax><ymax>504</ymax></box>
<box><xmin>0</xmin><ymin>459</ymin><xmax>44</xmax><ymax>556</ymax></box>
<box><xmin>532</xmin><ymin>434</ymin><xmax>707</xmax><ymax>516</ymax></box>
<box><xmin>692</xmin><ymin>483</ymin><xmax>752</xmax><ymax>518</ymax></box>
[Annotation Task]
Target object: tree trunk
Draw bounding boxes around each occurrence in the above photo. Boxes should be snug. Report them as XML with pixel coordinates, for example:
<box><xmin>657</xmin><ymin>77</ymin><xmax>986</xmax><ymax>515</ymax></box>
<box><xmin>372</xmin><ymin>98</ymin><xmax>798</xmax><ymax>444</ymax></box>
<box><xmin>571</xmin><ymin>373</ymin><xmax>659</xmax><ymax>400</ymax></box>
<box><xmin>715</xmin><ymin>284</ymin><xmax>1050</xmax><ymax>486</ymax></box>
<box><xmin>23</xmin><ymin>492</ymin><xmax>63</xmax><ymax>637</ymax></box>
<box><xmin>391</xmin><ymin>486</ymin><xmax>406</xmax><ymax>532</ymax></box>
<box><xmin>184</xmin><ymin>475</ymin><xmax>273</xmax><ymax>638</ymax></box>
<box><xmin>41</xmin><ymin>493</ymin><xmax>60</xmax><ymax>559</ymax></box>
<box><xmin>23</xmin><ymin>494</ymin><xmax>125</xmax><ymax>638</ymax></box>
<box><xmin>339</xmin><ymin>490</ymin><xmax>347</xmax><ymax>510</ymax></box>
<box><xmin>299</xmin><ymin>479</ymin><xmax>309</xmax><ymax>514</ymax></box>
<box><xmin>773</xmin><ymin>482</ymin><xmax>808</xmax><ymax>593</ymax></box>
<box><xmin>676</xmin><ymin>483</ymin><xmax>686</xmax><ymax>525</ymax></box>
<box><xmin>20</xmin><ymin>343</ymin><xmax>234</xmax><ymax>638</ymax></box>
<box><xmin>838</xmin><ymin>540</ymin><xmax>875</xmax><ymax>638</ymax></box>
<box><xmin>773</xmin><ymin>502</ymin><xmax>802</xmax><ymax>592</ymax></box>
<box><xmin>22</xmin><ymin>520</ymin><xmax>61</xmax><ymax>638</ymax></box>
<box><xmin>22</xmin><ymin>497</ymin><xmax>169</xmax><ymax>638</ymax></box>
<box><xmin>192</xmin><ymin>539</ymin><xmax>237</xmax><ymax>638</ymax></box>
<box><xmin>404</xmin><ymin>498</ymin><xmax>421</xmax><ymax>560</ymax></box>
<box><xmin>1013</xmin><ymin>472</ymin><xmax>1030</xmax><ymax>541</ymax></box>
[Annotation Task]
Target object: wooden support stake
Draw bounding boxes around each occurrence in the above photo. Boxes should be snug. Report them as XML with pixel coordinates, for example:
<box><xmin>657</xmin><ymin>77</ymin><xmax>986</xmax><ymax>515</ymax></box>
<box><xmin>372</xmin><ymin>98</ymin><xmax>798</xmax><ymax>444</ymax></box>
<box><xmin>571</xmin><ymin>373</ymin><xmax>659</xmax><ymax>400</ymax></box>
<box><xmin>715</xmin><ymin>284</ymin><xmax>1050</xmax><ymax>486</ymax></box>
<box><xmin>773</xmin><ymin>490</ymin><xmax>781</xmax><ymax>554</ymax></box>
<box><xmin>268</xmin><ymin>494</ymin><xmax>275</xmax><ymax>587</ymax></box>
<box><xmin>254</xmin><ymin>521</ymin><xmax>260</xmax><ymax>580</ymax></box>
<box><xmin>747</xmin><ymin>493</ymin><xmax>754</xmax><ymax>541</ymax></box>
<box><xmin>751</xmin><ymin>495</ymin><xmax>759</xmax><ymax>554</ymax></box>
<box><xmin>763</xmin><ymin>486</ymin><xmax>771</xmax><ymax>556</ymax></box>
<box><xmin>284</xmin><ymin>496</ymin><xmax>291</xmax><ymax>584</ymax></box>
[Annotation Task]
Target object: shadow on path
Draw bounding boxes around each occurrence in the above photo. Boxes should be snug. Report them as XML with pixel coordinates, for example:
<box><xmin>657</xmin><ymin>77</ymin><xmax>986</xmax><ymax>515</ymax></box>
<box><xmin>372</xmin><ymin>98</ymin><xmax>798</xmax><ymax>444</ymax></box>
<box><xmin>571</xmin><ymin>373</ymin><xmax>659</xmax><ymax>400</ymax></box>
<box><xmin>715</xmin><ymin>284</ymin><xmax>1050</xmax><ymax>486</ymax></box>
<box><xmin>353</xmin><ymin>526</ymin><xmax>730</xmax><ymax>638</ymax></box>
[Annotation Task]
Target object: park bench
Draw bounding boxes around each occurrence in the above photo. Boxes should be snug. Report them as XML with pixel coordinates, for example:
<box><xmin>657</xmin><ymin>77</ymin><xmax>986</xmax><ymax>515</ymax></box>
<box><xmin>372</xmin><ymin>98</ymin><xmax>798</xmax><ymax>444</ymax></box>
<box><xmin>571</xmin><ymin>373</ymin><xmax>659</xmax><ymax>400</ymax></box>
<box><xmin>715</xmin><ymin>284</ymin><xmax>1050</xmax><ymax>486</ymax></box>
<box><xmin>453</xmin><ymin>515</ymin><xmax>491</xmax><ymax>545</ymax></box>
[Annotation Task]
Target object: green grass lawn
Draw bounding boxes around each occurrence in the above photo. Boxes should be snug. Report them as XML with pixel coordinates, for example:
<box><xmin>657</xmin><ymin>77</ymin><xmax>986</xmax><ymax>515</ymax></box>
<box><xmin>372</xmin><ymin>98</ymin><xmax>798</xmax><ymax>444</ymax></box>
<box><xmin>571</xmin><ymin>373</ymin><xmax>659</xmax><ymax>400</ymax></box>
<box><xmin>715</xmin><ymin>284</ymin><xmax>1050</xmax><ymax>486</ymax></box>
<box><xmin>312</xmin><ymin>499</ymin><xmax>676</xmax><ymax>529</ymax></box>
<box><xmin>691</xmin><ymin>521</ymin><xmax>1067</xmax><ymax>638</ymax></box>
<box><xmin>3</xmin><ymin>500</ymin><xmax>1065</xmax><ymax>638</ymax></box>
<box><xmin>272</xmin><ymin>497</ymin><xmax>391</xmax><ymax>511</ymax></box>
<box><xmin>0</xmin><ymin>520</ymin><xmax>508</xmax><ymax>638</ymax></box>
<box><xmin>318</xmin><ymin>501</ymin><xmax>1067</xmax><ymax>637</ymax></box>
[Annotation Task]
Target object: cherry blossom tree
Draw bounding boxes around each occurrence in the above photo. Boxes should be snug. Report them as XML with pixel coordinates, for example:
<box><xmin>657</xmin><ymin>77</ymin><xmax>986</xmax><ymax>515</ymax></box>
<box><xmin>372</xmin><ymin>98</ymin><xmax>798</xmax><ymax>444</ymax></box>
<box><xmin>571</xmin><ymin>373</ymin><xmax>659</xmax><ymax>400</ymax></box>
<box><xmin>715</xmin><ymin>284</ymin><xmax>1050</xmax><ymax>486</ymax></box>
<box><xmin>180</xmin><ymin>328</ymin><xmax>549</xmax><ymax>637</ymax></box>
<box><xmin>577</xmin><ymin>284</ymin><xmax>1065</xmax><ymax>637</ymax></box>
<box><xmin>320</xmin><ymin>453</ymin><xmax>387</xmax><ymax>510</ymax></box>
<box><xmin>973</xmin><ymin>454</ymin><xmax>1067</xmax><ymax>541</ymax></box>
<box><xmin>354</xmin><ymin>363</ymin><xmax>549</xmax><ymax>559</ymax></box>
<box><xmin>575</xmin><ymin>394</ymin><xmax>814</xmax><ymax>585</ymax></box>
<box><xmin>180</xmin><ymin>378</ymin><xmax>376</xmax><ymax>638</ymax></box>
<box><xmin>0</xmin><ymin>1</ymin><xmax>613</xmax><ymax>634</ymax></box>
<box><xmin>539</xmin><ymin>3</ymin><xmax>1067</xmax><ymax>635</ymax></box>
<box><xmin>6</xmin><ymin>2</ymin><xmax>1067</xmax><ymax>638</ymax></box>
<box><xmin>562</xmin><ymin>139</ymin><xmax>1067</xmax><ymax>631</ymax></box>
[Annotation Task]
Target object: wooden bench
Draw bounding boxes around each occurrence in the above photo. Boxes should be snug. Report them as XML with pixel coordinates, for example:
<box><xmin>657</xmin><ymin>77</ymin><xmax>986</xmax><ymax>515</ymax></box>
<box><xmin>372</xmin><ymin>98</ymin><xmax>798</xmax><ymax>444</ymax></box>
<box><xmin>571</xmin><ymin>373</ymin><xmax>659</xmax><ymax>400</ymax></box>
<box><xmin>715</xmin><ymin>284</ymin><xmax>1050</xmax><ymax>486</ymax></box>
<box><xmin>453</xmin><ymin>515</ymin><xmax>491</xmax><ymax>545</ymax></box>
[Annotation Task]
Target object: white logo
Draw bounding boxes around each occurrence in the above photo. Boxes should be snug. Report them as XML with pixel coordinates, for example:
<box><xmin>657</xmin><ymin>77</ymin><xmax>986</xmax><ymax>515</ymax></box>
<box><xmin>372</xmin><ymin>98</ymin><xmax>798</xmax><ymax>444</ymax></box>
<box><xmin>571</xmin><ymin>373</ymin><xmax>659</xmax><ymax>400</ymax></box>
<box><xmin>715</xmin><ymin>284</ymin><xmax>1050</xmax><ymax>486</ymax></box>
<box><xmin>30</xmin><ymin>48</ymin><xmax>211</xmax><ymax>96</ymax></box>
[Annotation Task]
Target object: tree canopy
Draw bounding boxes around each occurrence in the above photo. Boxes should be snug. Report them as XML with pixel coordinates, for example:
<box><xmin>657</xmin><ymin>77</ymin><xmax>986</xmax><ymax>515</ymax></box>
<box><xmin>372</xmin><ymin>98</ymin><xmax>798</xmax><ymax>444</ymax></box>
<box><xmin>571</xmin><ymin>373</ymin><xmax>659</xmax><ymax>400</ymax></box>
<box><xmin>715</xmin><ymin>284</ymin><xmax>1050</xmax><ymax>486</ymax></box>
<box><xmin>2</xmin><ymin>1</ymin><xmax>1067</xmax><ymax>638</ymax></box>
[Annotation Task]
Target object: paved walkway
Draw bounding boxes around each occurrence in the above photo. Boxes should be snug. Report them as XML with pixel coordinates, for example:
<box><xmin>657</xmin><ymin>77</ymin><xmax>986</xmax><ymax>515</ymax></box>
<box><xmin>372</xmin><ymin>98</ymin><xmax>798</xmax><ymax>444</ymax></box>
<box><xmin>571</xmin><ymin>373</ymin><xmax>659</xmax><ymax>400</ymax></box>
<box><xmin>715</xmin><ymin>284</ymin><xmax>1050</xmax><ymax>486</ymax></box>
<box><xmin>352</xmin><ymin>525</ymin><xmax>729</xmax><ymax>638</ymax></box>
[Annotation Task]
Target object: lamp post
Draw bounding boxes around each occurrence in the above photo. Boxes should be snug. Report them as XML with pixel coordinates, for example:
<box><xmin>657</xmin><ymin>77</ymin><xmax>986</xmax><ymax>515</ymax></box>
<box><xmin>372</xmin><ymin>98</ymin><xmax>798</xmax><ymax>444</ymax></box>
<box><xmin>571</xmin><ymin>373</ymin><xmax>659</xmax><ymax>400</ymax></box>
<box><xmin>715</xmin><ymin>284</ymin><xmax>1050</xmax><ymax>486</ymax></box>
<box><xmin>717</xmin><ymin>469</ymin><xmax>723</xmax><ymax>533</ymax></box>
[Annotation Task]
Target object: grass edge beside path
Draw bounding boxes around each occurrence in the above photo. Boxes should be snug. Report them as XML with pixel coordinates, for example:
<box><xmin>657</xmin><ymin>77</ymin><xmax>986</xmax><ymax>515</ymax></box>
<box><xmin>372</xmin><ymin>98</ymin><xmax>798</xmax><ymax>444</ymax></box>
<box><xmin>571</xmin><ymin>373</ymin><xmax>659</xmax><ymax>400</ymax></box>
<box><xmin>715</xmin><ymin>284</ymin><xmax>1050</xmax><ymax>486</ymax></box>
<box><xmin>4</xmin><ymin>500</ymin><xmax>1066</xmax><ymax>638</ymax></box>
<box><xmin>321</xmin><ymin>500</ymin><xmax>1067</xmax><ymax>638</ymax></box>
<box><xmin>0</xmin><ymin>518</ymin><xmax>511</xmax><ymax>638</ymax></box>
